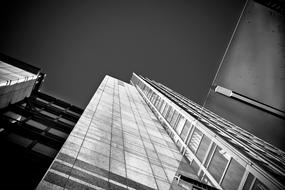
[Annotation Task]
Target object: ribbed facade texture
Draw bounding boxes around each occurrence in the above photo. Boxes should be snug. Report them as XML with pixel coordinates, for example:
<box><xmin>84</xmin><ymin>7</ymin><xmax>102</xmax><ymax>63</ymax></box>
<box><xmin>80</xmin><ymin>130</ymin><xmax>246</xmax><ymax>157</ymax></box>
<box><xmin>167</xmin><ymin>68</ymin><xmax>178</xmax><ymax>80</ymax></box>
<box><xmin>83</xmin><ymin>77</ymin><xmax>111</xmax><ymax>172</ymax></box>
<box><xmin>37</xmin><ymin>73</ymin><xmax>285</xmax><ymax>190</ymax></box>
<box><xmin>131</xmin><ymin>73</ymin><xmax>285</xmax><ymax>190</ymax></box>
<box><xmin>37</xmin><ymin>75</ymin><xmax>190</xmax><ymax>190</ymax></box>
<box><xmin>0</xmin><ymin>61</ymin><xmax>38</xmax><ymax>108</ymax></box>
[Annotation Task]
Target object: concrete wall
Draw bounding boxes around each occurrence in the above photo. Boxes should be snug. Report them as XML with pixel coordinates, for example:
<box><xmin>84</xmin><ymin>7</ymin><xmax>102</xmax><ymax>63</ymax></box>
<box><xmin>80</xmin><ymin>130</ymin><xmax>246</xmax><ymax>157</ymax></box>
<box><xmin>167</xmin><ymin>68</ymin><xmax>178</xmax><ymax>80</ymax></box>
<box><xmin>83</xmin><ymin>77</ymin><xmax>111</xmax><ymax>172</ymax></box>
<box><xmin>0</xmin><ymin>61</ymin><xmax>38</xmax><ymax>108</ymax></box>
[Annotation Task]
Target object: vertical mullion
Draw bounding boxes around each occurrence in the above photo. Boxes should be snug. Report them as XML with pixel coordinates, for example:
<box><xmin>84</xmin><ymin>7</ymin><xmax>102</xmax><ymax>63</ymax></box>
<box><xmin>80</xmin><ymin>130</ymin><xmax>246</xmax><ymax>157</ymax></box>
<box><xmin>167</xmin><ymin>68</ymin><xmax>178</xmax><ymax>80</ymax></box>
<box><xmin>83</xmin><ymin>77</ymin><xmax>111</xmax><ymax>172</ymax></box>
<box><xmin>219</xmin><ymin>157</ymin><xmax>232</xmax><ymax>185</ymax></box>
<box><xmin>194</xmin><ymin>134</ymin><xmax>204</xmax><ymax>154</ymax></box>
<box><xmin>205</xmin><ymin>143</ymin><xmax>217</xmax><ymax>169</ymax></box>
<box><xmin>249</xmin><ymin>177</ymin><xmax>256</xmax><ymax>190</ymax></box>
<box><xmin>201</xmin><ymin>140</ymin><xmax>213</xmax><ymax>167</ymax></box>
<box><xmin>237</xmin><ymin>170</ymin><xmax>249</xmax><ymax>190</ymax></box>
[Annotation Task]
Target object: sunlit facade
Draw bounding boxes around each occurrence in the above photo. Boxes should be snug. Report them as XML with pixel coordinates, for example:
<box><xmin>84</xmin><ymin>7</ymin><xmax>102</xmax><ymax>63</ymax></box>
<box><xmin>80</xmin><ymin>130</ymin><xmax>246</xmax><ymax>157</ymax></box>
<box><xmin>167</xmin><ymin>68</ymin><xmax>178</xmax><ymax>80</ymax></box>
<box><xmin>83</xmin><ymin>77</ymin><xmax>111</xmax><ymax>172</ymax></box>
<box><xmin>0</xmin><ymin>60</ymin><xmax>38</xmax><ymax>108</ymax></box>
<box><xmin>37</xmin><ymin>73</ymin><xmax>284</xmax><ymax>190</ymax></box>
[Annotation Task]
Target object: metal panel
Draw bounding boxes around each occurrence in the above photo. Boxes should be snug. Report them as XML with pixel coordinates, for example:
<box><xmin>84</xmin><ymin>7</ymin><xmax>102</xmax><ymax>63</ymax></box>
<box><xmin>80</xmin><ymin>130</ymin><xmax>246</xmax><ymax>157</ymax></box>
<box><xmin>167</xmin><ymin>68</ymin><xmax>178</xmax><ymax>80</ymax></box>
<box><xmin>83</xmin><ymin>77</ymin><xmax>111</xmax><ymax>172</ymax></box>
<box><xmin>205</xmin><ymin>0</ymin><xmax>285</xmax><ymax>151</ymax></box>
<box><xmin>213</xmin><ymin>0</ymin><xmax>285</xmax><ymax>111</ymax></box>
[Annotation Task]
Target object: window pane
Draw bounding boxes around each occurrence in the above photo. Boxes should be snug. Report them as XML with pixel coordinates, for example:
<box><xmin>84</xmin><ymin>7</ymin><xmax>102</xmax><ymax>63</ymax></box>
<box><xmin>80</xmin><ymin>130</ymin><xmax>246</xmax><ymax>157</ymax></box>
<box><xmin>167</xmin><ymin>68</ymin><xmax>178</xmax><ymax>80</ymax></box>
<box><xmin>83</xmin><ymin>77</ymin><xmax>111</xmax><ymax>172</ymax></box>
<box><xmin>204</xmin><ymin>143</ymin><xmax>216</xmax><ymax>167</ymax></box>
<box><xmin>252</xmin><ymin>179</ymin><xmax>269</xmax><ymax>190</ymax></box>
<box><xmin>157</xmin><ymin>99</ymin><xmax>163</xmax><ymax>110</ymax></box>
<box><xmin>196</xmin><ymin>135</ymin><xmax>211</xmax><ymax>162</ymax></box>
<box><xmin>176</xmin><ymin>115</ymin><xmax>186</xmax><ymax>135</ymax></box>
<box><xmin>147</xmin><ymin>90</ymin><xmax>153</xmax><ymax>98</ymax></box>
<box><xmin>151</xmin><ymin>94</ymin><xmax>157</xmax><ymax>104</ymax></box>
<box><xmin>32</xmin><ymin>143</ymin><xmax>57</xmax><ymax>157</ymax></box>
<box><xmin>3</xmin><ymin>111</ymin><xmax>25</xmax><ymax>123</ymax></box>
<box><xmin>154</xmin><ymin>97</ymin><xmax>160</xmax><ymax>108</ymax></box>
<box><xmin>170</xmin><ymin>111</ymin><xmax>179</xmax><ymax>127</ymax></box>
<box><xmin>40</xmin><ymin>110</ymin><xmax>57</xmax><ymax>118</ymax></box>
<box><xmin>7</xmin><ymin>133</ymin><xmax>32</xmax><ymax>147</ymax></box>
<box><xmin>242</xmin><ymin>173</ymin><xmax>254</xmax><ymax>190</ymax></box>
<box><xmin>166</xmin><ymin>107</ymin><xmax>174</xmax><ymax>122</ymax></box>
<box><xmin>49</xmin><ymin>128</ymin><xmax>68</xmax><ymax>138</ymax></box>
<box><xmin>188</xmin><ymin>128</ymin><xmax>203</xmax><ymax>153</ymax></box>
<box><xmin>159</xmin><ymin>101</ymin><xmax>166</xmax><ymax>113</ymax></box>
<box><xmin>190</xmin><ymin>160</ymin><xmax>200</xmax><ymax>175</ymax></box>
<box><xmin>59</xmin><ymin>117</ymin><xmax>75</xmax><ymax>126</ymax></box>
<box><xmin>221</xmin><ymin>159</ymin><xmax>245</xmax><ymax>190</ymax></box>
<box><xmin>180</xmin><ymin>120</ymin><xmax>192</xmax><ymax>141</ymax></box>
<box><xmin>26</xmin><ymin>119</ymin><xmax>47</xmax><ymax>130</ymax></box>
<box><xmin>208</xmin><ymin>146</ymin><xmax>230</xmax><ymax>182</ymax></box>
<box><xmin>162</xmin><ymin>104</ymin><xmax>169</xmax><ymax>117</ymax></box>
<box><xmin>149</xmin><ymin>93</ymin><xmax>154</xmax><ymax>102</ymax></box>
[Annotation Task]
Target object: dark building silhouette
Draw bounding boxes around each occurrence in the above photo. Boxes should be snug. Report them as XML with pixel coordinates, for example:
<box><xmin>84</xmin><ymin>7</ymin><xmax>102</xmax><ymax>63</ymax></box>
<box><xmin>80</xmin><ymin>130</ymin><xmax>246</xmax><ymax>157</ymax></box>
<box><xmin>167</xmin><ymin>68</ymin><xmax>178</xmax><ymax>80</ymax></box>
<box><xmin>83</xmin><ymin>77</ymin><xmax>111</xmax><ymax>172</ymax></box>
<box><xmin>0</xmin><ymin>54</ymin><xmax>83</xmax><ymax>189</ymax></box>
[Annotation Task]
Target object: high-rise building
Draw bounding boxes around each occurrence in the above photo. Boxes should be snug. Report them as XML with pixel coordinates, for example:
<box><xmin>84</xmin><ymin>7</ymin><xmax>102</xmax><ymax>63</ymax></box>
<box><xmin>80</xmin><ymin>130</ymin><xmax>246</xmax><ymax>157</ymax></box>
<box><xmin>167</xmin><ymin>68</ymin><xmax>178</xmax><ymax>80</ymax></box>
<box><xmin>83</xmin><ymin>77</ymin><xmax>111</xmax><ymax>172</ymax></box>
<box><xmin>36</xmin><ymin>73</ymin><xmax>284</xmax><ymax>190</ymax></box>
<box><xmin>204</xmin><ymin>0</ymin><xmax>285</xmax><ymax>151</ymax></box>
<box><xmin>2</xmin><ymin>0</ymin><xmax>284</xmax><ymax>189</ymax></box>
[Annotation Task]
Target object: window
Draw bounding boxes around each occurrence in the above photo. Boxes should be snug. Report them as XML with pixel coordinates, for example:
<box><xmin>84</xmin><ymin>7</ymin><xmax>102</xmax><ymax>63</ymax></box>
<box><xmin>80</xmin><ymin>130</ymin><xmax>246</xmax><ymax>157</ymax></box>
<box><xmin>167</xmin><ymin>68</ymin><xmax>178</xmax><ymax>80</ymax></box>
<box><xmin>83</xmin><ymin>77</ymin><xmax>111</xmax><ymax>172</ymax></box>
<box><xmin>154</xmin><ymin>97</ymin><xmax>160</xmax><ymax>108</ymax></box>
<box><xmin>204</xmin><ymin>143</ymin><xmax>216</xmax><ymax>167</ymax></box>
<box><xmin>36</xmin><ymin>98</ymin><xmax>49</xmax><ymax>104</ymax></box>
<box><xmin>153</xmin><ymin>95</ymin><xmax>159</xmax><ymax>106</ymax></box>
<box><xmin>159</xmin><ymin>101</ymin><xmax>166</xmax><ymax>113</ymax></box>
<box><xmin>252</xmin><ymin>179</ymin><xmax>269</xmax><ymax>190</ymax></box>
<box><xmin>49</xmin><ymin>128</ymin><xmax>68</xmax><ymax>138</ymax></box>
<box><xmin>180</xmin><ymin>120</ymin><xmax>192</xmax><ymax>141</ymax></box>
<box><xmin>188</xmin><ymin>128</ymin><xmax>203</xmax><ymax>153</ymax></box>
<box><xmin>155</xmin><ymin>98</ymin><xmax>162</xmax><ymax>109</ymax></box>
<box><xmin>196</xmin><ymin>135</ymin><xmax>211</xmax><ymax>162</ymax></box>
<box><xmin>221</xmin><ymin>158</ymin><xmax>245</xmax><ymax>190</ymax></box>
<box><xmin>242</xmin><ymin>173</ymin><xmax>254</xmax><ymax>190</ymax></box>
<box><xmin>7</xmin><ymin>133</ymin><xmax>32</xmax><ymax>148</ymax></box>
<box><xmin>162</xmin><ymin>104</ymin><xmax>169</xmax><ymax>117</ymax></box>
<box><xmin>32</xmin><ymin>143</ymin><xmax>57</xmax><ymax>157</ymax></box>
<box><xmin>58</xmin><ymin>117</ymin><xmax>75</xmax><ymax>126</ymax></box>
<box><xmin>150</xmin><ymin>93</ymin><xmax>156</xmax><ymax>103</ymax></box>
<box><xmin>25</xmin><ymin>119</ymin><xmax>47</xmax><ymax>130</ymax></box>
<box><xmin>166</xmin><ymin>107</ymin><xmax>174</xmax><ymax>122</ymax></box>
<box><xmin>147</xmin><ymin>90</ymin><xmax>153</xmax><ymax>99</ymax></box>
<box><xmin>190</xmin><ymin>160</ymin><xmax>200</xmax><ymax>175</ymax></box>
<box><xmin>40</xmin><ymin>110</ymin><xmax>57</xmax><ymax>119</ymax></box>
<box><xmin>67</xmin><ymin>109</ymin><xmax>80</xmax><ymax>117</ymax></box>
<box><xmin>170</xmin><ymin>111</ymin><xmax>179</xmax><ymax>127</ymax></box>
<box><xmin>3</xmin><ymin>111</ymin><xmax>25</xmax><ymax>123</ymax></box>
<box><xmin>51</xmin><ymin>103</ymin><xmax>64</xmax><ymax>110</ymax></box>
<box><xmin>175</xmin><ymin>115</ymin><xmax>186</xmax><ymax>135</ymax></box>
<box><xmin>208</xmin><ymin>146</ymin><xmax>230</xmax><ymax>182</ymax></box>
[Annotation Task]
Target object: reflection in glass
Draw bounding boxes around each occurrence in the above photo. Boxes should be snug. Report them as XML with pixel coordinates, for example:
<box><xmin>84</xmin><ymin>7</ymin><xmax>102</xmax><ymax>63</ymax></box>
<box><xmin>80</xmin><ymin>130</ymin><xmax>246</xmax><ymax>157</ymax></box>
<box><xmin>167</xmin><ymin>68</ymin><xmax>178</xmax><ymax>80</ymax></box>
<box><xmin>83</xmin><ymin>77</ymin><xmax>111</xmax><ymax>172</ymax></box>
<box><xmin>221</xmin><ymin>158</ymin><xmax>245</xmax><ymax>190</ymax></box>
<box><xmin>196</xmin><ymin>135</ymin><xmax>211</xmax><ymax>162</ymax></box>
<box><xmin>180</xmin><ymin>120</ymin><xmax>192</xmax><ymax>141</ymax></box>
<box><xmin>188</xmin><ymin>128</ymin><xmax>203</xmax><ymax>153</ymax></box>
<box><xmin>208</xmin><ymin>146</ymin><xmax>229</xmax><ymax>182</ymax></box>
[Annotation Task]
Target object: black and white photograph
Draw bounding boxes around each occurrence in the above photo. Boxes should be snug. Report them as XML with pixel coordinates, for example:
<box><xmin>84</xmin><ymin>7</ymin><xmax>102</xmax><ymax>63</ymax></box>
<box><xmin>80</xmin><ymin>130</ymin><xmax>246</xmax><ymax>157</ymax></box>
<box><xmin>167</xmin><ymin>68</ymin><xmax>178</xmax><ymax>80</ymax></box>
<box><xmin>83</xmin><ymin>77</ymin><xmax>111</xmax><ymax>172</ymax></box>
<box><xmin>0</xmin><ymin>0</ymin><xmax>284</xmax><ymax>189</ymax></box>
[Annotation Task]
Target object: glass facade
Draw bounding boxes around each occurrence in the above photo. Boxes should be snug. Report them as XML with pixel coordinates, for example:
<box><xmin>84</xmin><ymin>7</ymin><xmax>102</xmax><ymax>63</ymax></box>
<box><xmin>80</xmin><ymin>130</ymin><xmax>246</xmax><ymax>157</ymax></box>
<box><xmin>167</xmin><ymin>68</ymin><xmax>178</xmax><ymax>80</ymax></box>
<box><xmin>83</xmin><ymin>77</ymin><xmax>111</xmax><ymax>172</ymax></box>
<box><xmin>36</xmin><ymin>73</ymin><xmax>285</xmax><ymax>190</ymax></box>
<box><xmin>130</xmin><ymin>73</ymin><xmax>285</xmax><ymax>190</ymax></box>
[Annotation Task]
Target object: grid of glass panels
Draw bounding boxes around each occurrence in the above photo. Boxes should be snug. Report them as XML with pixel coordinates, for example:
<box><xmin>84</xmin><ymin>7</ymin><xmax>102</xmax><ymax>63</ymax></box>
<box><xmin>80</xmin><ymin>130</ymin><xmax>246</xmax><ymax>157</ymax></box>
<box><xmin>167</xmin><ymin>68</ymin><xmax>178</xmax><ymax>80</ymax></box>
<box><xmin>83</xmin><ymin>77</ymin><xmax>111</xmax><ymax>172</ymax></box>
<box><xmin>148</xmin><ymin>78</ymin><xmax>285</xmax><ymax>187</ymax></box>
<box><xmin>130</xmin><ymin>74</ymin><xmax>271</xmax><ymax>190</ymax></box>
<box><xmin>37</xmin><ymin>76</ymin><xmax>186</xmax><ymax>190</ymax></box>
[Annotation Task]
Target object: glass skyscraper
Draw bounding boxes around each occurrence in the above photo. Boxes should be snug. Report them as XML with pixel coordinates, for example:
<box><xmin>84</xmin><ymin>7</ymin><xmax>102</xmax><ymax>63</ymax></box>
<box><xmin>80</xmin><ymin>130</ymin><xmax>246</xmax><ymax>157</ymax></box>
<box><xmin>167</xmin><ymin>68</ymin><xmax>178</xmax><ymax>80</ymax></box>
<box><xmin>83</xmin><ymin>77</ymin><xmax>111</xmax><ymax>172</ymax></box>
<box><xmin>37</xmin><ymin>73</ymin><xmax>285</xmax><ymax>190</ymax></box>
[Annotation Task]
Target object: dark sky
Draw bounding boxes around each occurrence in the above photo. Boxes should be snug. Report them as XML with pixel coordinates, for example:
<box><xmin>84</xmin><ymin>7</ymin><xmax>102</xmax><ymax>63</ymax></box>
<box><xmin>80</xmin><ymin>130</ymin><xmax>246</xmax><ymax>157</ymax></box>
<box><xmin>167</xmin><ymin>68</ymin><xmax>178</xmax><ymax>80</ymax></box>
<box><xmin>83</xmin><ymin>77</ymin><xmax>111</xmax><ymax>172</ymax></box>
<box><xmin>0</xmin><ymin>0</ymin><xmax>246</xmax><ymax>108</ymax></box>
